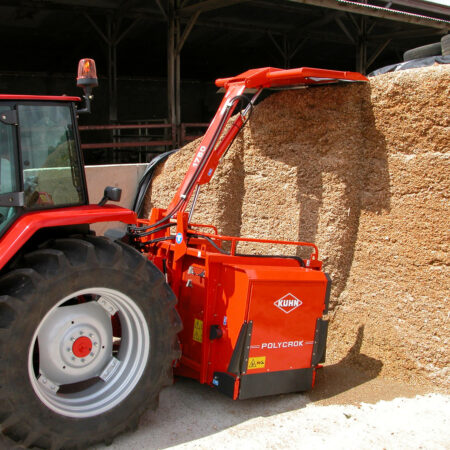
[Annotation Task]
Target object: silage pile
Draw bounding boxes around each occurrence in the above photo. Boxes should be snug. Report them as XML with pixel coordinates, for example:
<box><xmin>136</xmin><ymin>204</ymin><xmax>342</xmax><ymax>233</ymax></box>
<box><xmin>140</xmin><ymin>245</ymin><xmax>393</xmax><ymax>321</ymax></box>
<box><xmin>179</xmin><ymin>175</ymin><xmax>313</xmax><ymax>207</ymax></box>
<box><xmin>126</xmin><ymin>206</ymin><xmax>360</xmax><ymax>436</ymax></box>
<box><xmin>145</xmin><ymin>65</ymin><xmax>449</xmax><ymax>388</ymax></box>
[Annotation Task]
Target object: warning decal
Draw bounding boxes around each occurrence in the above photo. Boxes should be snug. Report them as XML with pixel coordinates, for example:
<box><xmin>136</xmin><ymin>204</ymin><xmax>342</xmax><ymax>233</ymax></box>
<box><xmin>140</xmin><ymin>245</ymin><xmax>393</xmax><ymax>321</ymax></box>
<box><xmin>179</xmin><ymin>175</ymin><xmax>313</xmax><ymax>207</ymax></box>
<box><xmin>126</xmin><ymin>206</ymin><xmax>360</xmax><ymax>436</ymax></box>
<box><xmin>247</xmin><ymin>356</ymin><xmax>266</xmax><ymax>370</ymax></box>
<box><xmin>193</xmin><ymin>318</ymin><xmax>203</xmax><ymax>343</ymax></box>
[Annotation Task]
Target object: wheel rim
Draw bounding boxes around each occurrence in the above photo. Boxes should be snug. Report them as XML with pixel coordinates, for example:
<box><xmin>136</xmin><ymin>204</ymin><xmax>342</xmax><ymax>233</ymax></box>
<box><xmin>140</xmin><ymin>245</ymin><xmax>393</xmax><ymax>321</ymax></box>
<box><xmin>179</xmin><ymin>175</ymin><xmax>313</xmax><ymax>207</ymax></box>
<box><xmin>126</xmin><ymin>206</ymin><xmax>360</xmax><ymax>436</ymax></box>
<box><xmin>28</xmin><ymin>287</ymin><xmax>150</xmax><ymax>418</ymax></box>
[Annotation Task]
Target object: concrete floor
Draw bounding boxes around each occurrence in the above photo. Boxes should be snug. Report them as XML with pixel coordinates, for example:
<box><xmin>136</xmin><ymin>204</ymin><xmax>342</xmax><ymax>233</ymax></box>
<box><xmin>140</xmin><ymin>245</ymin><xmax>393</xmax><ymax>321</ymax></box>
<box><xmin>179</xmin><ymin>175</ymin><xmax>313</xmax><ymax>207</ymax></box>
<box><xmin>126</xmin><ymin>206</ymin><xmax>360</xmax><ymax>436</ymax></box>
<box><xmin>93</xmin><ymin>366</ymin><xmax>449</xmax><ymax>450</ymax></box>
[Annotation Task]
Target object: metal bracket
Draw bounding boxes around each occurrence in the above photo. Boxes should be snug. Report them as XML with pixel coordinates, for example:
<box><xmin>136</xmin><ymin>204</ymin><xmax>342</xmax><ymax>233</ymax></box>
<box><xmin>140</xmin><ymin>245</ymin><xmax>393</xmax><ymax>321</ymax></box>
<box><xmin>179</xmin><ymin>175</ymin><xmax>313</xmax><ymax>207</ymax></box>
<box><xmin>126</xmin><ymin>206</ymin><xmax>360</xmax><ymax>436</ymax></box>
<box><xmin>99</xmin><ymin>357</ymin><xmax>121</xmax><ymax>382</ymax></box>
<box><xmin>0</xmin><ymin>110</ymin><xmax>18</xmax><ymax>126</ymax></box>
<box><xmin>97</xmin><ymin>297</ymin><xmax>118</xmax><ymax>315</ymax></box>
<box><xmin>240</xmin><ymin>320</ymin><xmax>253</xmax><ymax>375</ymax></box>
<box><xmin>0</xmin><ymin>192</ymin><xmax>24</xmax><ymax>207</ymax></box>
<box><xmin>38</xmin><ymin>374</ymin><xmax>60</xmax><ymax>393</ymax></box>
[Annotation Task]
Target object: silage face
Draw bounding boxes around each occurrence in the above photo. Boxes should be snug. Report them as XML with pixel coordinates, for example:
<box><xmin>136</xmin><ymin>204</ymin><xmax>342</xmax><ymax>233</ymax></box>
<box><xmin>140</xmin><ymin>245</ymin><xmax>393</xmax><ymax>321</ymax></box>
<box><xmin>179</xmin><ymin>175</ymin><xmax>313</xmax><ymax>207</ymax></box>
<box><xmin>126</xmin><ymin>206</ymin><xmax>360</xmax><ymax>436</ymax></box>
<box><xmin>145</xmin><ymin>65</ymin><xmax>450</xmax><ymax>388</ymax></box>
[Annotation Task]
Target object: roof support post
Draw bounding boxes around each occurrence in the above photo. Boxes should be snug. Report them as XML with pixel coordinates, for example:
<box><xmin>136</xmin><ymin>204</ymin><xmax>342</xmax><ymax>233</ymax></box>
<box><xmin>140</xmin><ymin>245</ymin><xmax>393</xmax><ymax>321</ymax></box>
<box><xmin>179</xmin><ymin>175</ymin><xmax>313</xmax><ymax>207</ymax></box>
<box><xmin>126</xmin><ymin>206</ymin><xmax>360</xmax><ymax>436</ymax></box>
<box><xmin>85</xmin><ymin>13</ymin><xmax>140</xmax><ymax>124</ymax></box>
<box><xmin>175</xmin><ymin>13</ymin><xmax>181</xmax><ymax>141</ymax></box>
<box><xmin>107</xmin><ymin>16</ymin><xmax>118</xmax><ymax>123</ymax></box>
<box><xmin>356</xmin><ymin>15</ymin><xmax>368</xmax><ymax>74</ymax></box>
<box><xmin>168</xmin><ymin>0</ymin><xmax>176</xmax><ymax>143</ymax></box>
<box><xmin>167</xmin><ymin>1</ymin><xmax>200</xmax><ymax>146</ymax></box>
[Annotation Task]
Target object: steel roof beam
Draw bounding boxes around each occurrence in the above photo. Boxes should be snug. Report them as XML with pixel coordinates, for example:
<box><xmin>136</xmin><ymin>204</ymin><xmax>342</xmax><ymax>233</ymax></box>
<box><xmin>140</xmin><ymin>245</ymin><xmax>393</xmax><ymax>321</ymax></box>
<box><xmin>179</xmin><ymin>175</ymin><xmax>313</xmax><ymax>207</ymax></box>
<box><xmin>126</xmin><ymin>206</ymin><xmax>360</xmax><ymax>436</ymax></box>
<box><xmin>178</xmin><ymin>0</ymin><xmax>247</xmax><ymax>15</ymax></box>
<box><xmin>335</xmin><ymin>15</ymin><xmax>357</xmax><ymax>43</ymax></box>
<box><xmin>284</xmin><ymin>0</ymin><xmax>450</xmax><ymax>30</ymax></box>
<box><xmin>177</xmin><ymin>9</ymin><xmax>201</xmax><ymax>53</ymax></box>
<box><xmin>154</xmin><ymin>0</ymin><xmax>168</xmax><ymax>19</ymax></box>
<box><xmin>385</xmin><ymin>0</ymin><xmax>450</xmax><ymax>16</ymax></box>
<box><xmin>366</xmin><ymin>37</ymin><xmax>391</xmax><ymax>67</ymax></box>
<box><xmin>191</xmin><ymin>15</ymin><xmax>351</xmax><ymax>44</ymax></box>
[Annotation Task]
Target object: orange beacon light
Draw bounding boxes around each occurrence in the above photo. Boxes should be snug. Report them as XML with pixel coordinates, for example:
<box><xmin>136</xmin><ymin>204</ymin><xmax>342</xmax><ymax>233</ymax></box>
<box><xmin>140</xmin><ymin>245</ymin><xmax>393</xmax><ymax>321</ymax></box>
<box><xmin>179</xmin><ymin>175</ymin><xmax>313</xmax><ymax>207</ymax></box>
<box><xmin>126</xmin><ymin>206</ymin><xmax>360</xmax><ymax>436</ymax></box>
<box><xmin>77</xmin><ymin>58</ymin><xmax>98</xmax><ymax>89</ymax></box>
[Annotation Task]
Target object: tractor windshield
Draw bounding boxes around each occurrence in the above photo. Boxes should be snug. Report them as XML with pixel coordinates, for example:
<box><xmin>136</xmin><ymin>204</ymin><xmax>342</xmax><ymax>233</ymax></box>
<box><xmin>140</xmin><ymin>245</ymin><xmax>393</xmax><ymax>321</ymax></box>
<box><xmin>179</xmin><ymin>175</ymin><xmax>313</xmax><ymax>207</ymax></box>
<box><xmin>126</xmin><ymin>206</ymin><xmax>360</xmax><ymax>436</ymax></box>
<box><xmin>0</xmin><ymin>106</ymin><xmax>19</xmax><ymax>233</ymax></box>
<box><xmin>18</xmin><ymin>103</ymin><xmax>85</xmax><ymax>209</ymax></box>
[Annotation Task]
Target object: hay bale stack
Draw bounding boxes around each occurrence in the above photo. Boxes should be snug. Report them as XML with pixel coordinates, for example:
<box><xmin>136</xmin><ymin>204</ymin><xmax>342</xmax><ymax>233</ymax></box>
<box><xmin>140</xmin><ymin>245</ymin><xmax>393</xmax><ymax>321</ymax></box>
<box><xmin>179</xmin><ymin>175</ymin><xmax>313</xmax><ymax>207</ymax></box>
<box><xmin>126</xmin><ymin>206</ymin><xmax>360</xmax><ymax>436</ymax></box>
<box><xmin>145</xmin><ymin>65</ymin><xmax>449</xmax><ymax>387</ymax></box>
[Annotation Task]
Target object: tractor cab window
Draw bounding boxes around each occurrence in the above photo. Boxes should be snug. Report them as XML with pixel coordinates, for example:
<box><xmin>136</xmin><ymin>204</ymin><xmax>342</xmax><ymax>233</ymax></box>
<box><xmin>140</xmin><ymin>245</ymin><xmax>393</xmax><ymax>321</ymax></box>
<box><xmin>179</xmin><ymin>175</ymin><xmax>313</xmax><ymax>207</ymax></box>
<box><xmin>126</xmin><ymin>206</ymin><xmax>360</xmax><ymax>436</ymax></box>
<box><xmin>0</xmin><ymin>106</ymin><xmax>19</xmax><ymax>233</ymax></box>
<box><xmin>18</xmin><ymin>104</ymin><xmax>85</xmax><ymax>209</ymax></box>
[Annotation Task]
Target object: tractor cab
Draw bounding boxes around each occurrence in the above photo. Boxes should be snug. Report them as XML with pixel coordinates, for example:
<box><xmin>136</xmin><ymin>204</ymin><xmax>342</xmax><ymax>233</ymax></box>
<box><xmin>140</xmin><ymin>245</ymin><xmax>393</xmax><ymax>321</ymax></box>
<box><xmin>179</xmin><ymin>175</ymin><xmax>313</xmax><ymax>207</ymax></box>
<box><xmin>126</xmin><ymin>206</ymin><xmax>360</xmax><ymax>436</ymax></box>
<box><xmin>0</xmin><ymin>97</ymin><xmax>87</xmax><ymax>235</ymax></box>
<box><xmin>0</xmin><ymin>59</ymin><xmax>98</xmax><ymax>236</ymax></box>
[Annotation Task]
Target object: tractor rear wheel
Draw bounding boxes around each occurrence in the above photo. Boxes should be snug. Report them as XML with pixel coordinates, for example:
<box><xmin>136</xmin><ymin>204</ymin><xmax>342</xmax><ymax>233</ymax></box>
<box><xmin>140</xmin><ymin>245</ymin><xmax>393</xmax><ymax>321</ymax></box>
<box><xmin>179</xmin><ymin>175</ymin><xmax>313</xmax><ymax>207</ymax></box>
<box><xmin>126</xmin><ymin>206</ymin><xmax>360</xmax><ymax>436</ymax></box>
<box><xmin>0</xmin><ymin>236</ymin><xmax>181</xmax><ymax>449</ymax></box>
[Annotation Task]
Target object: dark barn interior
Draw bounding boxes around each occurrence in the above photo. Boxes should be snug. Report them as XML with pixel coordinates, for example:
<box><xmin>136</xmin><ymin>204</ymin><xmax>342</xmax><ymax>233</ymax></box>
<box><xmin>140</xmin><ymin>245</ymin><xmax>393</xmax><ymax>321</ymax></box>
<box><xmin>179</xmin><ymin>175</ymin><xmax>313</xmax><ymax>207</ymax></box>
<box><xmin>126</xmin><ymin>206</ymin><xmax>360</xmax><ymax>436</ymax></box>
<box><xmin>0</xmin><ymin>0</ymin><xmax>448</xmax><ymax>163</ymax></box>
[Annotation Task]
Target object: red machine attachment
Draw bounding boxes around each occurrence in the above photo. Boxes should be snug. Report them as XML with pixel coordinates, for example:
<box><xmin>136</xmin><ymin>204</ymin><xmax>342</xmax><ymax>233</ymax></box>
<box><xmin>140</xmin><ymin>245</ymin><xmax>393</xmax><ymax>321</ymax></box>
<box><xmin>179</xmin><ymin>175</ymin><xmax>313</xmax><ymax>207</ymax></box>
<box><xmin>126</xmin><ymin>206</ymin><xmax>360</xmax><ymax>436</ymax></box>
<box><xmin>131</xmin><ymin>66</ymin><xmax>366</xmax><ymax>399</ymax></box>
<box><xmin>215</xmin><ymin>66</ymin><xmax>367</xmax><ymax>89</ymax></box>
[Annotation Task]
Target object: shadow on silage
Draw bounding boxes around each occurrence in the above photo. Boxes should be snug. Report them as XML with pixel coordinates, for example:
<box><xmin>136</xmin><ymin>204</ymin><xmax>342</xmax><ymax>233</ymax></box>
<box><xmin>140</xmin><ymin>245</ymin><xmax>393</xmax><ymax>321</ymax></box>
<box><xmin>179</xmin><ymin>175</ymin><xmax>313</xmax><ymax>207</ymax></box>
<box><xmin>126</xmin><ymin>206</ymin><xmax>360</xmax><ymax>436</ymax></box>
<box><xmin>245</xmin><ymin>83</ymin><xmax>390</xmax><ymax>309</ymax></box>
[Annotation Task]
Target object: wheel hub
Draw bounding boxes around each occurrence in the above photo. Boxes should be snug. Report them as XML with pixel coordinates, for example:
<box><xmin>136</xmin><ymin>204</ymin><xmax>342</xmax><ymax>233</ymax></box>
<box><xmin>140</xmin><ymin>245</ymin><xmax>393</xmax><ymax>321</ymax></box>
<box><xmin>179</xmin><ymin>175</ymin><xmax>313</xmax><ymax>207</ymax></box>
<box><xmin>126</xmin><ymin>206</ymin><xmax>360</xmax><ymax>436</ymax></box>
<box><xmin>60</xmin><ymin>324</ymin><xmax>101</xmax><ymax>368</ymax></box>
<box><xmin>37</xmin><ymin>301</ymin><xmax>113</xmax><ymax>385</ymax></box>
<box><xmin>72</xmin><ymin>336</ymin><xmax>93</xmax><ymax>358</ymax></box>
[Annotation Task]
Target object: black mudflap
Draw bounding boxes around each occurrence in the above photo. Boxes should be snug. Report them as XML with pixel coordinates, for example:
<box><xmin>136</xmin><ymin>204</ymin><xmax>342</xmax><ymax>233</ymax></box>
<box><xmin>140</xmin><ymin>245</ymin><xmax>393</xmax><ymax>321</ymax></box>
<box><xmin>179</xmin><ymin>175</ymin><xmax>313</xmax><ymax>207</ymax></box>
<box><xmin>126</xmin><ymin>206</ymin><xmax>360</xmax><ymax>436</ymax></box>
<box><xmin>311</xmin><ymin>317</ymin><xmax>329</xmax><ymax>366</ymax></box>
<box><xmin>238</xmin><ymin>368</ymin><xmax>314</xmax><ymax>399</ymax></box>
<box><xmin>212</xmin><ymin>372</ymin><xmax>236</xmax><ymax>398</ymax></box>
<box><xmin>311</xmin><ymin>273</ymin><xmax>331</xmax><ymax>366</ymax></box>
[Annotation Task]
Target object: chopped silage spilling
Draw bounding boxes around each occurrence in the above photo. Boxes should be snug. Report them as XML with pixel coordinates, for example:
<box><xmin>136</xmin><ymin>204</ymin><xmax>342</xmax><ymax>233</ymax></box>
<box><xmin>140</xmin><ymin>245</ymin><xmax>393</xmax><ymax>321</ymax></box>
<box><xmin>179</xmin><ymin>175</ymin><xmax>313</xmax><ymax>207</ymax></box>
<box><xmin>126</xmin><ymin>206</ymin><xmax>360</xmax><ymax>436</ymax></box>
<box><xmin>145</xmin><ymin>65</ymin><xmax>450</xmax><ymax>388</ymax></box>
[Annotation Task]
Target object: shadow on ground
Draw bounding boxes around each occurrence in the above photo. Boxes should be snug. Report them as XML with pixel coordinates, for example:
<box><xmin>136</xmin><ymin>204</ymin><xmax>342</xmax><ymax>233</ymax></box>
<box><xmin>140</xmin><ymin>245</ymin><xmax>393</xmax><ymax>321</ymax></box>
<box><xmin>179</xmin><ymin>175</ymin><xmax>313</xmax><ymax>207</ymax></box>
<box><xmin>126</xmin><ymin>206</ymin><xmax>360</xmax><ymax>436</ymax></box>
<box><xmin>308</xmin><ymin>325</ymin><xmax>385</xmax><ymax>406</ymax></box>
<box><xmin>95</xmin><ymin>326</ymin><xmax>389</xmax><ymax>450</ymax></box>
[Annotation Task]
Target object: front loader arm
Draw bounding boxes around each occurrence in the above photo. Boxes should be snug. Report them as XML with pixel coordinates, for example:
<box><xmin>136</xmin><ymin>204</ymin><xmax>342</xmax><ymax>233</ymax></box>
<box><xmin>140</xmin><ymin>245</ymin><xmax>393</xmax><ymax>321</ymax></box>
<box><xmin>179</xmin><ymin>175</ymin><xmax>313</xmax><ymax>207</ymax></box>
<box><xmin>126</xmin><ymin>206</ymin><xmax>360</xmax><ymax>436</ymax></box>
<box><xmin>166</xmin><ymin>82</ymin><xmax>258</xmax><ymax>214</ymax></box>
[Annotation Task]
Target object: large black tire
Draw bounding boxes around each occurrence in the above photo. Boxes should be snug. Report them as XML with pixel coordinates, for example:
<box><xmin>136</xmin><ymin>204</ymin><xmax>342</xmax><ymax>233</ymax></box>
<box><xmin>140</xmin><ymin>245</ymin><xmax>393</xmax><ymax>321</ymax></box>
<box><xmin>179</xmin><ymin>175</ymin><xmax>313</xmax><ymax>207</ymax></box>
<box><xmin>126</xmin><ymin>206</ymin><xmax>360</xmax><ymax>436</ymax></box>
<box><xmin>0</xmin><ymin>236</ymin><xmax>182</xmax><ymax>449</ymax></box>
<box><xmin>403</xmin><ymin>42</ymin><xmax>441</xmax><ymax>61</ymax></box>
<box><xmin>442</xmin><ymin>34</ymin><xmax>450</xmax><ymax>56</ymax></box>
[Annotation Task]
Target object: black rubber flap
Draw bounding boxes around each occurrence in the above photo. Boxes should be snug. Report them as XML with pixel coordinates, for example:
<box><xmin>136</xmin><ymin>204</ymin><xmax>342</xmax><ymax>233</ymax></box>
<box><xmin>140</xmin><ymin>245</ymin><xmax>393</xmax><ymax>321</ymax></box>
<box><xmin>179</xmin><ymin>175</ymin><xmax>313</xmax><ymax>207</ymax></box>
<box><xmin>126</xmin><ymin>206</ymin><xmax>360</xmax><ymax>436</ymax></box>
<box><xmin>239</xmin><ymin>368</ymin><xmax>314</xmax><ymax>400</ymax></box>
<box><xmin>212</xmin><ymin>372</ymin><xmax>236</xmax><ymax>398</ymax></box>
<box><xmin>311</xmin><ymin>318</ymin><xmax>329</xmax><ymax>366</ymax></box>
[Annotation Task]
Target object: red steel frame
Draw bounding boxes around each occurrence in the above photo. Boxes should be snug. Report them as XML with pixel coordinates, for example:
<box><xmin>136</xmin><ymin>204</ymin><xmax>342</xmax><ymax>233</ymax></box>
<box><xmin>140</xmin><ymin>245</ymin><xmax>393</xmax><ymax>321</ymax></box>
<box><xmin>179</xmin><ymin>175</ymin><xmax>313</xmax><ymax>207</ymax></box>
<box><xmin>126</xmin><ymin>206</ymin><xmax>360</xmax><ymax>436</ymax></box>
<box><xmin>134</xmin><ymin>66</ymin><xmax>367</xmax><ymax>398</ymax></box>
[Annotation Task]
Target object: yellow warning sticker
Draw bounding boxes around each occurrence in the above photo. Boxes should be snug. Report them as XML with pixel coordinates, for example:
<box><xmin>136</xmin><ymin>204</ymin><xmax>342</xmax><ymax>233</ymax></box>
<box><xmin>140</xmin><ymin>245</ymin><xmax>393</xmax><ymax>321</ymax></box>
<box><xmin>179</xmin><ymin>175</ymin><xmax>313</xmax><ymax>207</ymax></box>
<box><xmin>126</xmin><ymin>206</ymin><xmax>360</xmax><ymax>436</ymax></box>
<box><xmin>193</xmin><ymin>318</ymin><xmax>203</xmax><ymax>343</ymax></box>
<box><xmin>247</xmin><ymin>356</ymin><xmax>266</xmax><ymax>370</ymax></box>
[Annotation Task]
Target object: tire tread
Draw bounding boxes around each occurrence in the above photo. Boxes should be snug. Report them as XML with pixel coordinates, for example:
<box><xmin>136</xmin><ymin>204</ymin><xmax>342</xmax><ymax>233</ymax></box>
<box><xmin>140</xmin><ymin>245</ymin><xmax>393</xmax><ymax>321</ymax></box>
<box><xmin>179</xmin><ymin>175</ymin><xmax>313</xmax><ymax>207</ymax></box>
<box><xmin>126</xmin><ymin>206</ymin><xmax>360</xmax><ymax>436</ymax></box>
<box><xmin>0</xmin><ymin>235</ymin><xmax>181</xmax><ymax>449</ymax></box>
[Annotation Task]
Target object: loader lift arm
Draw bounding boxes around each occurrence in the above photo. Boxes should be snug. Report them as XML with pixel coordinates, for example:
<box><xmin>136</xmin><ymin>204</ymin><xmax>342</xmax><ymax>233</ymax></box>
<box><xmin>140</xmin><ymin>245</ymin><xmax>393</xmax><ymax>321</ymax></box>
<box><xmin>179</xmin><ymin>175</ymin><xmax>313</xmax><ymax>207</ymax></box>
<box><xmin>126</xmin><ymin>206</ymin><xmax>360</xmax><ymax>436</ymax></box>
<box><xmin>131</xmin><ymin>66</ymin><xmax>367</xmax><ymax>236</ymax></box>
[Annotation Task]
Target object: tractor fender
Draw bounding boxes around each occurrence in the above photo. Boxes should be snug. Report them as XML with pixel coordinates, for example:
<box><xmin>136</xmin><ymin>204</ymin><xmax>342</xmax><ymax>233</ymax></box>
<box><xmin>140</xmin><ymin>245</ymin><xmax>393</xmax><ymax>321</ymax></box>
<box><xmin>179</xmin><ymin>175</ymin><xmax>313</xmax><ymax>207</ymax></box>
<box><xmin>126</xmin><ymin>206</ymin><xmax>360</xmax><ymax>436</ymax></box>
<box><xmin>0</xmin><ymin>205</ymin><xmax>137</xmax><ymax>271</ymax></box>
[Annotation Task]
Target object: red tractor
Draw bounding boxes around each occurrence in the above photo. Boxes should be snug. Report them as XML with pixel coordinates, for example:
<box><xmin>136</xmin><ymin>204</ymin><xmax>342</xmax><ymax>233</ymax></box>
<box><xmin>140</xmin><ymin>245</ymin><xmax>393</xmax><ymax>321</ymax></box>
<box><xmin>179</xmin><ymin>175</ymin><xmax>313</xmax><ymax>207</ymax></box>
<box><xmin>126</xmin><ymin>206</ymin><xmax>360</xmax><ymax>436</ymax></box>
<box><xmin>0</xmin><ymin>60</ymin><xmax>366</xmax><ymax>448</ymax></box>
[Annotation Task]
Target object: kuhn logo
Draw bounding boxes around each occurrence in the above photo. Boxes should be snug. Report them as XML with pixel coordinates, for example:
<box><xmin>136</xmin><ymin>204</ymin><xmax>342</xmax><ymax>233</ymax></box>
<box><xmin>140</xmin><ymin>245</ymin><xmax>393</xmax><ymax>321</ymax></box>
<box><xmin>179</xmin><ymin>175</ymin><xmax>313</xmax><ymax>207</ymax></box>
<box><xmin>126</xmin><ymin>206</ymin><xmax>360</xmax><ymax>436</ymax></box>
<box><xmin>274</xmin><ymin>293</ymin><xmax>302</xmax><ymax>314</ymax></box>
